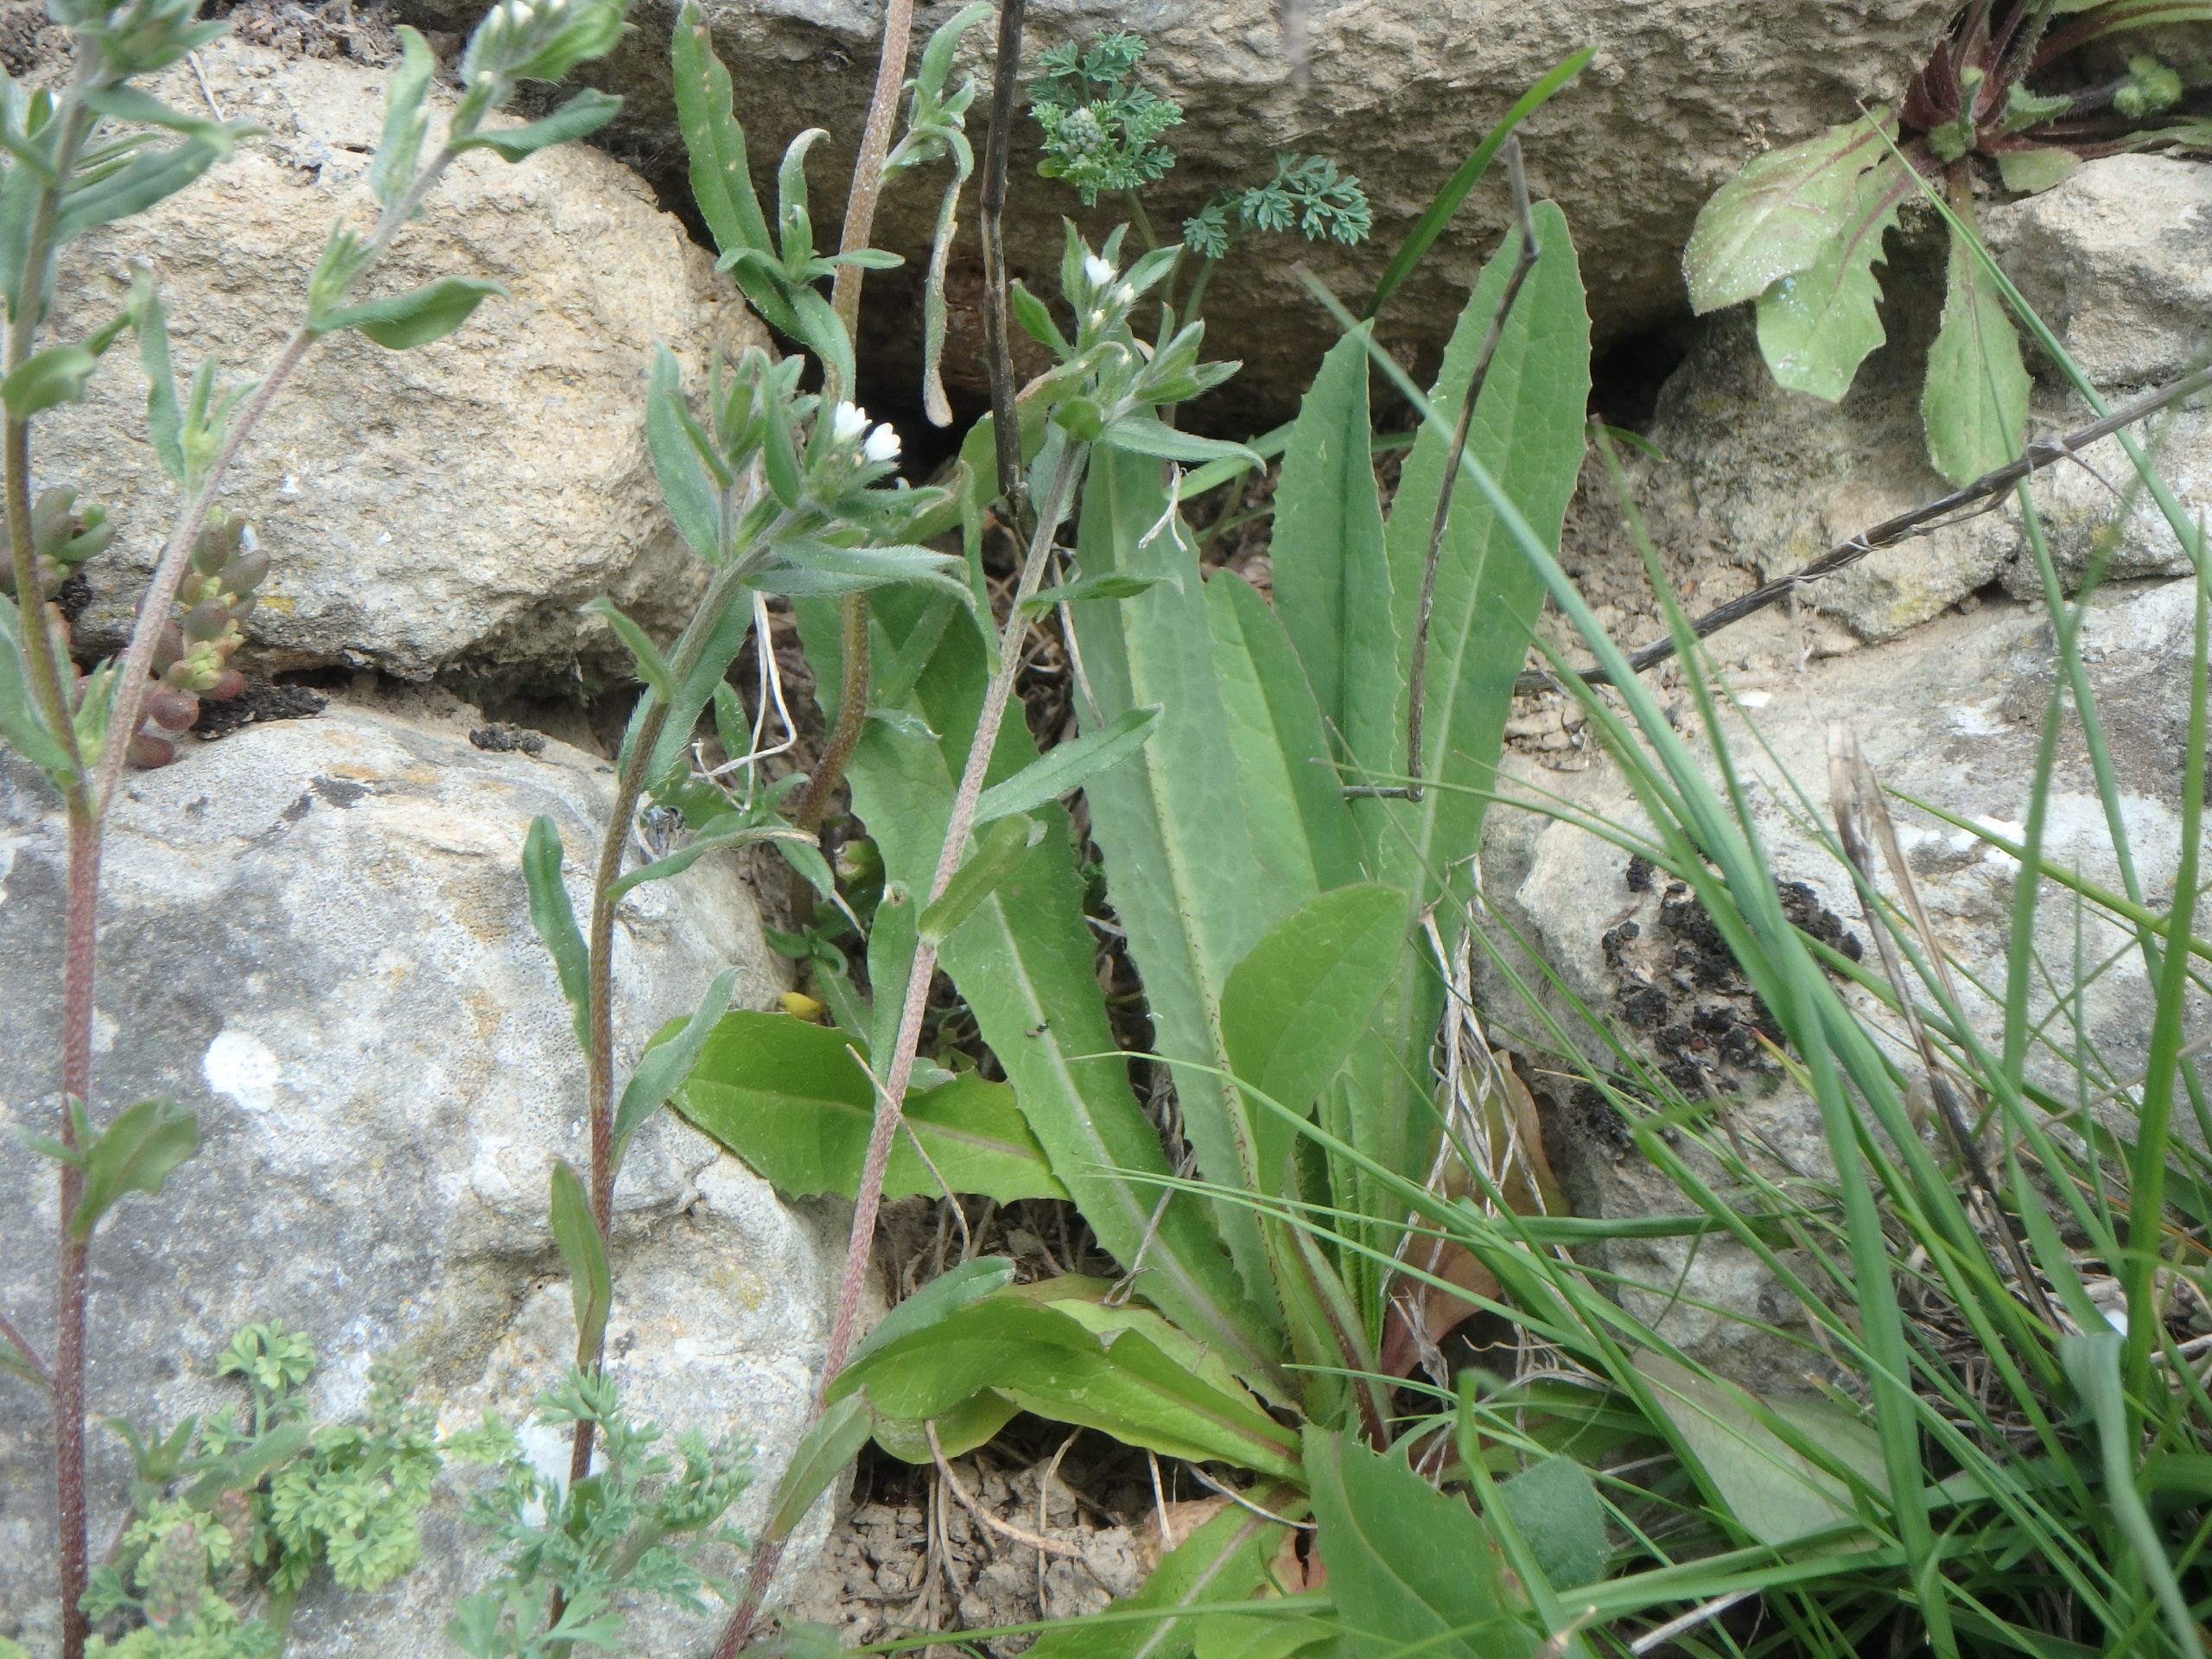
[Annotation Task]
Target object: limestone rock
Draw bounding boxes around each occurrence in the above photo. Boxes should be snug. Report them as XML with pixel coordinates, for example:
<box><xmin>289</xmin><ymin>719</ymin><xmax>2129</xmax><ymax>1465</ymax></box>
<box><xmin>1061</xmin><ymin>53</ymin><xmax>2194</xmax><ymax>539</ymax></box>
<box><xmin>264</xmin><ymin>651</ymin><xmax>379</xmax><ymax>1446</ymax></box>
<box><xmin>40</xmin><ymin>35</ymin><xmax>757</xmax><ymax>690</ymax></box>
<box><xmin>0</xmin><ymin>696</ymin><xmax>837</xmax><ymax>1656</ymax></box>
<box><xmin>397</xmin><ymin>0</ymin><xmax>1955</xmax><ymax>419</ymax></box>
<box><xmin>1625</xmin><ymin>156</ymin><xmax>2212</xmax><ymax>645</ymax></box>
<box><xmin>1980</xmin><ymin>153</ymin><xmax>2212</xmax><ymax>389</ymax></box>
<box><xmin>1484</xmin><ymin>581</ymin><xmax>2211</xmax><ymax>1383</ymax></box>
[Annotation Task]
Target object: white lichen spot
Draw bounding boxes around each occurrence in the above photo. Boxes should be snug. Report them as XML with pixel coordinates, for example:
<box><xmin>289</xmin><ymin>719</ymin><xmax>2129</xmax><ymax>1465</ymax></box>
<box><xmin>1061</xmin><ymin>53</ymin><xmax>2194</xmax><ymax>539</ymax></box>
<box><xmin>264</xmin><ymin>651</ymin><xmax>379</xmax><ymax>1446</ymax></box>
<box><xmin>202</xmin><ymin>1027</ymin><xmax>283</xmax><ymax>1113</ymax></box>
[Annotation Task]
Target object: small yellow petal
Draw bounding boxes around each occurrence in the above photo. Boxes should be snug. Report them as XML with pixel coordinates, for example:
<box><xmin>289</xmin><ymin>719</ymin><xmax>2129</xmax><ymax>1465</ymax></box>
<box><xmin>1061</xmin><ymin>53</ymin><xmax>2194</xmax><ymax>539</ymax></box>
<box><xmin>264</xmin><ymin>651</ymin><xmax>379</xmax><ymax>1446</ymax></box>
<box><xmin>779</xmin><ymin>990</ymin><xmax>826</xmax><ymax>1021</ymax></box>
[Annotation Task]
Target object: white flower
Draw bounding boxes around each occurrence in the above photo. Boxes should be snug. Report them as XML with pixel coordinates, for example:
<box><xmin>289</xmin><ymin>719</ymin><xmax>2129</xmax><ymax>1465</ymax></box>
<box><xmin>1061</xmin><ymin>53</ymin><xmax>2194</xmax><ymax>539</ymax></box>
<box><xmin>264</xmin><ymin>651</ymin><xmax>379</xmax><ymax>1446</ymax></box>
<box><xmin>1083</xmin><ymin>252</ymin><xmax>1116</xmax><ymax>289</ymax></box>
<box><xmin>862</xmin><ymin>422</ymin><xmax>902</xmax><ymax>465</ymax></box>
<box><xmin>832</xmin><ymin>401</ymin><xmax>869</xmax><ymax>444</ymax></box>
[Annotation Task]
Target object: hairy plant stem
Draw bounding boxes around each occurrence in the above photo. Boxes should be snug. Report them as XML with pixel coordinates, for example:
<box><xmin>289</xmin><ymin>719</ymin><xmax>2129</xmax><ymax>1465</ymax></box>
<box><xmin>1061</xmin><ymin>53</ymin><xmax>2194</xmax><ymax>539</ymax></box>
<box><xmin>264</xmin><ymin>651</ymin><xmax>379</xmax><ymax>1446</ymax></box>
<box><xmin>791</xmin><ymin>0</ymin><xmax>920</xmax><ymax>836</ymax></box>
<box><xmin>4</xmin><ymin>66</ymin><xmax>124</xmax><ymax>1659</ymax></box>
<box><xmin>16</xmin><ymin>110</ymin><xmax>458</xmax><ymax>1654</ymax></box>
<box><xmin>710</xmin><ymin>441</ymin><xmax>1087</xmax><ymax>1659</ymax></box>
<box><xmin>566</xmin><ymin>557</ymin><xmax>749</xmax><ymax>1497</ymax></box>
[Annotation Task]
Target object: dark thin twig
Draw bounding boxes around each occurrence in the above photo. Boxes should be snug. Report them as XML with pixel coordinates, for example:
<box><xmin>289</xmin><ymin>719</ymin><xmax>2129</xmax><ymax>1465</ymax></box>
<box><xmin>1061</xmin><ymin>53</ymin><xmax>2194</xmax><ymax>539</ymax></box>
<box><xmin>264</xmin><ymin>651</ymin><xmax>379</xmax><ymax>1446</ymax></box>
<box><xmin>1349</xmin><ymin>137</ymin><xmax>1539</xmax><ymax>802</ymax></box>
<box><xmin>978</xmin><ymin>0</ymin><xmax>1029</xmax><ymax>522</ymax></box>
<box><xmin>790</xmin><ymin>0</ymin><xmax>925</xmax><ymax>836</ymax></box>
<box><xmin>1515</xmin><ymin>361</ymin><xmax>2212</xmax><ymax>696</ymax></box>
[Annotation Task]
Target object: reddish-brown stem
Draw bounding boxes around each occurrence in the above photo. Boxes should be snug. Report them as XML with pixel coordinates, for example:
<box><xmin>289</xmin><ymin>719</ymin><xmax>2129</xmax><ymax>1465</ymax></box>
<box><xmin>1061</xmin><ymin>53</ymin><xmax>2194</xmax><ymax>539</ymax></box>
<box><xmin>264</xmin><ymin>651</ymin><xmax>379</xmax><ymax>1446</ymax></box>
<box><xmin>54</xmin><ymin>798</ymin><xmax>99</xmax><ymax>1658</ymax></box>
<box><xmin>710</xmin><ymin>442</ymin><xmax>1086</xmax><ymax>1659</ymax></box>
<box><xmin>789</xmin><ymin>0</ymin><xmax>919</xmax><ymax>836</ymax></box>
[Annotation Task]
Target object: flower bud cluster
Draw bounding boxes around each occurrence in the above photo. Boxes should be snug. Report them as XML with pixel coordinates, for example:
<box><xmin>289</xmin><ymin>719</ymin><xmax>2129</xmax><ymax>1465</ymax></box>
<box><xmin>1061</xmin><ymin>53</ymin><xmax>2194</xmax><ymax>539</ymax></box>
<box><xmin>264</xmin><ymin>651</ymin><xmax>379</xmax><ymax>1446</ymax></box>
<box><xmin>52</xmin><ymin>0</ymin><xmax>223</xmax><ymax>79</ymax></box>
<box><xmin>1030</xmin><ymin>227</ymin><xmax>1236</xmax><ymax>439</ymax></box>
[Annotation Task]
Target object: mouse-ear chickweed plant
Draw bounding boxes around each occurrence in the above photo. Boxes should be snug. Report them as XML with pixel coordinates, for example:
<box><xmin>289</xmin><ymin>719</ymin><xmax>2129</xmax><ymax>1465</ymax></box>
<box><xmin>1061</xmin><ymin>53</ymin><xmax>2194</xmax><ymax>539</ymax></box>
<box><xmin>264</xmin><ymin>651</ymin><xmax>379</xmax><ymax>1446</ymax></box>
<box><xmin>0</xmin><ymin>0</ymin><xmax>629</xmax><ymax>1651</ymax></box>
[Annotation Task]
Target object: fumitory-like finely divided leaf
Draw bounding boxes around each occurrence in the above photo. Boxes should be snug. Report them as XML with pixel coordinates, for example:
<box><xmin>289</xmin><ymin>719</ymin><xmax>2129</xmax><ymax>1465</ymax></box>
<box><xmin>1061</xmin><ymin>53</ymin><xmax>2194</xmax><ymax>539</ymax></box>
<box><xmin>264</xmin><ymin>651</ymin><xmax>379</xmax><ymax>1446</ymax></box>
<box><xmin>1683</xmin><ymin>111</ymin><xmax>1897</xmax><ymax>315</ymax></box>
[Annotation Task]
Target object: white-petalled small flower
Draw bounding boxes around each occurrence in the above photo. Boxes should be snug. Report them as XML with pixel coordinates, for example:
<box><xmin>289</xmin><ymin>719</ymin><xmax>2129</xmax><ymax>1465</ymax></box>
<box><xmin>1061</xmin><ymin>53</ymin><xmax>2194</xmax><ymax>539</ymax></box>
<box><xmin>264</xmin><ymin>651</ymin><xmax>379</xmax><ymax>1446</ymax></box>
<box><xmin>1084</xmin><ymin>252</ymin><xmax>1116</xmax><ymax>288</ymax></box>
<box><xmin>832</xmin><ymin>401</ymin><xmax>870</xmax><ymax>444</ymax></box>
<box><xmin>862</xmin><ymin>422</ymin><xmax>902</xmax><ymax>465</ymax></box>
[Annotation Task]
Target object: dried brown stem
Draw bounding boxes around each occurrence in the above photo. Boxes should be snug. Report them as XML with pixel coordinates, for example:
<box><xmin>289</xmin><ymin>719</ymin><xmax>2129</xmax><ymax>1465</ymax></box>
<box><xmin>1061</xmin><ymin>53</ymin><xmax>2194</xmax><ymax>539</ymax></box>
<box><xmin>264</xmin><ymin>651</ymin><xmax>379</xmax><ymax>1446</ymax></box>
<box><xmin>1516</xmin><ymin>362</ymin><xmax>2212</xmax><ymax>696</ymax></box>
<box><xmin>925</xmin><ymin>1423</ymin><xmax>1085</xmax><ymax>1558</ymax></box>
<box><xmin>1349</xmin><ymin>138</ymin><xmax>1539</xmax><ymax>803</ymax></box>
<box><xmin>977</xmin><ymin>0</ymin><xmax>1029</xmax><ymax>520</ymax></box>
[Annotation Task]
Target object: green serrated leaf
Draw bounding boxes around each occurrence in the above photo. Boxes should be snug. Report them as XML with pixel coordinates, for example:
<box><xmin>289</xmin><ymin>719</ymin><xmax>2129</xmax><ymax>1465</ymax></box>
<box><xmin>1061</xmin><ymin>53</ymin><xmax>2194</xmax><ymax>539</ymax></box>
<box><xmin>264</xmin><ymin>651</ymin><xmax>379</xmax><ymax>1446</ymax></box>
<box><xmin>550</xmin><ymin>1159</ymin><xmax>612</xmax><ymax>1366</ymax></box>
<box><xmin>1998</xmin><ymin>146</ymin><xmax>2082</xmax><ymax>194</ymax></box>
<box><xmin>674</xmin><ymin>1009</ymin><xmax>1066</xmax><ymax>1203</ymax></box>
<box><xmin>1755</xmin><ymin>152</ymin><xmax>1907</xmax><ymax>400</ymax></box>
<box><xmin>1683</xmin><ymin>112</ymin><xmax>1897</xmax><ymax>315</ymax></box>
<box><xmin>1923</xmin><ymin>220</ymin><xmax>2031</xmax><ymax>486</ymax></box>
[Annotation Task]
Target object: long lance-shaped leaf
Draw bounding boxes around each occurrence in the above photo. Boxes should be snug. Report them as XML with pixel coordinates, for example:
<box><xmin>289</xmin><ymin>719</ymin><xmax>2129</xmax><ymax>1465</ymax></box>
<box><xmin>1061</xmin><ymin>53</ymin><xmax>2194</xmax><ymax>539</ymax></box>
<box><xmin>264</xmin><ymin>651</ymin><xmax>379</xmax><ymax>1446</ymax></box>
<box><xmin>1756</xmin><ymin>151</ymin><xmax>1910</xmax><ymax>401</ymax></box>
<box><xmin>798</xmin><ymin>589</ymin><xmax>1285</xmax><ymax>1394</ymax></box>
<box><xmin>1344</xmin><ymin>201</ymin><xmax>1588</xmax><ymax>1222</ymax></box>
<box><xmin>1068</xmin><ymin>449</ymin><xmax>1312</xmax><ymax>1318</ymax></box>
<box><xmin>1923</xmin><ymin>214</ymin><xmax>2031</xmax><ymax>487</ymax></box>
<box><xmin>1206</xmin><ymin>572</ymin><xmax>1366</xmax><ymax>893</ymax></box>
<box><xmin>1366</xmin><ymin>46</ymin><xmax>1593</xmax><ymax>321</ymax></box>
<box><xmin>1267</xmin><ymin>326</ymin><xmax>1401</xmax><ymax>796</ymax></box>
<box><xmin>670</xmin><ymin>0</ymin><xmax>802</xmax><ymax>339</ymax></box>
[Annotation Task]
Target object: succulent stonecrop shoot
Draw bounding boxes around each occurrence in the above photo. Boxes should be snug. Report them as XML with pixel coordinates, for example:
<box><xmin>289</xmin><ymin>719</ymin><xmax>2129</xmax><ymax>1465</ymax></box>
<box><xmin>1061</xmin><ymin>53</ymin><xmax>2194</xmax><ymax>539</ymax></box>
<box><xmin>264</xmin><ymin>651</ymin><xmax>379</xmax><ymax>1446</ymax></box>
<box><xmin>1685</xmin><ymin>0</ymin><xmax>2209</xmax><ymax>487</ymax></box>
<box><xmin>132</xmin><ymin>509</ymin><xmax>269</xmax><ymax>768</ymax></box>
<box><xmin>1029</xmin><ymin>30</ymin><xmax>1183</xmax><ymax>207</ymax></box>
